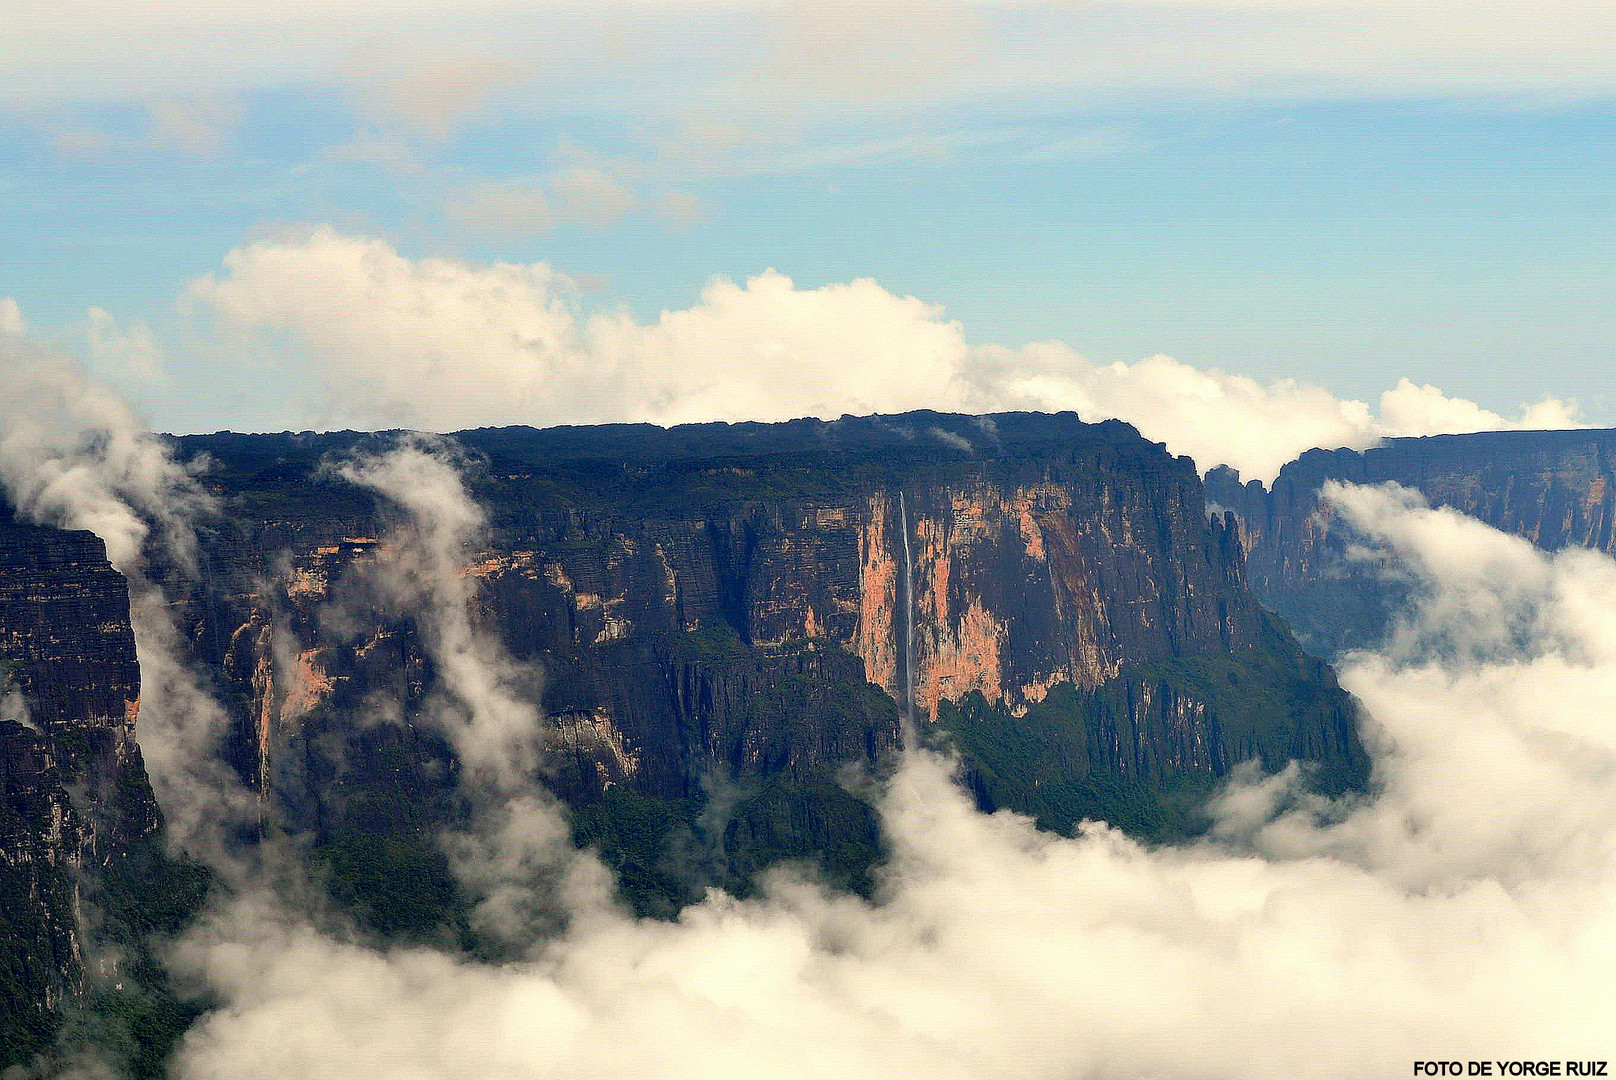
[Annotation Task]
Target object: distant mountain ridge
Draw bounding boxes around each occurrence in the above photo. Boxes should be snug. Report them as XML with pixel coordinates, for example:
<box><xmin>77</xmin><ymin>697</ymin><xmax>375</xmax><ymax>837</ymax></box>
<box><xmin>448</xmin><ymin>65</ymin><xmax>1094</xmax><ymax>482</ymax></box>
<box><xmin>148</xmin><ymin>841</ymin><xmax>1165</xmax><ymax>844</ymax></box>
<box><xmin>1206</xmin><ymin>426</ymin><xmax>1616</xmax><ymax>656</ymax></box>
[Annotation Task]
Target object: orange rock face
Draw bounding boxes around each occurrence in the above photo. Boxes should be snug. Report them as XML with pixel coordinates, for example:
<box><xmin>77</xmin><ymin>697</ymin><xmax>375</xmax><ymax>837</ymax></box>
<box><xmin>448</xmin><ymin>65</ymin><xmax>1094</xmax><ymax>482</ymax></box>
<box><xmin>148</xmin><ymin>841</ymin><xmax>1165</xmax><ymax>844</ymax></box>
<box><xmin>850</xmin><ymin>480</ymin><xmax>1160</xmax><ymax>719</ymax></box>
<box><xmin>282</xmin><ymin>649</ymin><xmax>334</xmax><ymax>720</ymax></box>
<box><xmin>854</xmin><ymin>490</ymin><xmax>901</xmax><ymax>701</ymax></box>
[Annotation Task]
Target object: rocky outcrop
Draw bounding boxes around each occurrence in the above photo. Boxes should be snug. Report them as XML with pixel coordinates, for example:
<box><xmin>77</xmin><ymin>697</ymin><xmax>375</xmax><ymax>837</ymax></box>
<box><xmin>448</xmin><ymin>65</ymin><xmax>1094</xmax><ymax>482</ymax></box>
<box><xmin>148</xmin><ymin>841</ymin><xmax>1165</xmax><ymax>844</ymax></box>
<box><xmin>179</xmin><ymin>415</ymin><xmax>1262</xmax><ymax>719</ymax></box>
<box><xmin>0</xmin><ymin>514</ymin><xmax>163</xmax><ymax>1066</ymax></box>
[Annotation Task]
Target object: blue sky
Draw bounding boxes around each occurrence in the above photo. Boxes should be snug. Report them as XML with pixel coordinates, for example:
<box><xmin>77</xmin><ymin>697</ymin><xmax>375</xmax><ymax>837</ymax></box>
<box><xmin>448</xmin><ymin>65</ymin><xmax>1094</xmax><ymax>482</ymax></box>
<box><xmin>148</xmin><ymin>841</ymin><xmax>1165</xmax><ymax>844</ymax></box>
<box><xmin>3</xmin><ymin>0</ymin><xmax>1614</xmax><ymax>463</ymax></box>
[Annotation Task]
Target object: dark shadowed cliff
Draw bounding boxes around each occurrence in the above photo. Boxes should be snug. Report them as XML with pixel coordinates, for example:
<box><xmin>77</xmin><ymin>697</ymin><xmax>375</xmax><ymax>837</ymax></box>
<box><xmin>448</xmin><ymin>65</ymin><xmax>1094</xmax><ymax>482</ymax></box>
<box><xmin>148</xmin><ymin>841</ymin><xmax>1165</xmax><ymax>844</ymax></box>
<box><xmin>0</xmin><ymin>411</ymin><xmax>1369</xmax><ymax>1060</ymax></box>
<box><xmin>0</xmin><ymin>514</ymin><xmax>206</xmax><ymax>1073</ymax></box>
<box><xmin>155</xmin><ymin>412</ymin><xmax>1366</xmax><ymax>916</ymax></box>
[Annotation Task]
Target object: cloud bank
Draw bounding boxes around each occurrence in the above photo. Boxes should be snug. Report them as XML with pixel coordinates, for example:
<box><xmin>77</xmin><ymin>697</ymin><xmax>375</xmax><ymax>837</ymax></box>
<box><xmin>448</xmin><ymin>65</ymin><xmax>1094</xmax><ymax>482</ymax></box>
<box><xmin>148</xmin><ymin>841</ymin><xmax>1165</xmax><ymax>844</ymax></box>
<box><xmin>164</xmin><ymin>477</ymin><xmax>1616</xmax><ymax>1079</ymax></box>
<box><xmin>186</xmin><ymin>235</ymin><xmax>1580</xmax><ymax>482</ymax></box>
<box><xmin>0</xmin><ymin>312</ymin><xmax>204</xmax><ymax>570</ymax></box>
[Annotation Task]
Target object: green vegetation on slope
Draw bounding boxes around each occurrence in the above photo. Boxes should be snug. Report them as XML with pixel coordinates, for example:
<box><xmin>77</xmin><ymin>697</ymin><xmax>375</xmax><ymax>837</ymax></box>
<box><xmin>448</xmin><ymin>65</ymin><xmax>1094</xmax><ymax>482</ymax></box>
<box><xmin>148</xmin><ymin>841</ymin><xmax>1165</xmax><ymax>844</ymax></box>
<box><xmin>572</xmin><ymin>770</ymin><xmax>885</xmax><ymax>918</ymax></box>
<box><xmin>54</xmin><ymin>834</ymin><xmax>213</xmax><ymax>1080</ymax></box>
<box><xmin>936</xmin><ymin>635</ymin><xmax>1369</xmax><ymax>844</ymax></box>
<box><xmin>933</xmin><ymin>688</ymin><xmax>1222</xmax><ymax>841</ymax></box>
<box><xmin>311</xmin><ymin>829</ymin><xmax>466</xmax><ymax>943</ymax></box>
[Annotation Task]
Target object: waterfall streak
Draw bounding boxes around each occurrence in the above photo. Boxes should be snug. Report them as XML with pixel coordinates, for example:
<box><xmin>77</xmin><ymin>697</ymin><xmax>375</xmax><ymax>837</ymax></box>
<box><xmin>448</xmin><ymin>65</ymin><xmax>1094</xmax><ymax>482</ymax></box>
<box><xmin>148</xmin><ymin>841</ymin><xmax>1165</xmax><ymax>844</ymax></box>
<box><xmin>899</xmin><ymin>491</ymin><xmax>916</xmax><ymax>740</ymax></box>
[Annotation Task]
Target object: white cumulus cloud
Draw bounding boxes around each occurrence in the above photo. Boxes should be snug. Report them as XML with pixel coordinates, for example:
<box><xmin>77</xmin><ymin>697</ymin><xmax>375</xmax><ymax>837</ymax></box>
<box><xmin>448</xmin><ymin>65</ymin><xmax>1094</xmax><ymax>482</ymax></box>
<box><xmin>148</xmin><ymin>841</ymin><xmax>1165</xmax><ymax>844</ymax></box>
<box><xmin>187</xmin><ymin>229</ymin><xmax>1580</xmax><ymax>483</ymax></box>
<box><xmin>86</xmin><ymin>306</ymin><xmax>166</xmax><ymax>381</ymax></box>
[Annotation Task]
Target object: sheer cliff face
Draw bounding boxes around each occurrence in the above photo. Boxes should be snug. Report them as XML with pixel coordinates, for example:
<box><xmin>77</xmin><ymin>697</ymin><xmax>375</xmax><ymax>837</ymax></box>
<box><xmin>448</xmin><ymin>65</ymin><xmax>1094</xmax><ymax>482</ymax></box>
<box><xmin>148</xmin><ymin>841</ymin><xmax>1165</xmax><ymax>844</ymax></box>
<box><xmin>0</xmin><ymin>413</ymin><xmax>1365</xmax><ymax>996</ymax></box>
<box><xmin>110</xmin><ymin>416</ymin><xmax>1369</xmax><ymax>924</ymax></box>
<box><xmin>163</xmin><ymin>417</ymin><xmax>1289</xmax><ymax>822</ymax></box>
<box><xmin>0</xmin><ymin>522</ymin><xmax>147</xmax><ymax>800</ymax></box>
<box><xmin>1205</xmin><ymin>428</ymin><xmax>1616</xmax><ymax>656</ymax></box>
<box><xmin>0</xmin><ymin>516</ymin><xmax>160</xmax><ymax>1059</ymax></box>
<box><xmin>857</xmin><ymin>472</ymin><xmax>1257</xmax><ymax>717</ymax></box>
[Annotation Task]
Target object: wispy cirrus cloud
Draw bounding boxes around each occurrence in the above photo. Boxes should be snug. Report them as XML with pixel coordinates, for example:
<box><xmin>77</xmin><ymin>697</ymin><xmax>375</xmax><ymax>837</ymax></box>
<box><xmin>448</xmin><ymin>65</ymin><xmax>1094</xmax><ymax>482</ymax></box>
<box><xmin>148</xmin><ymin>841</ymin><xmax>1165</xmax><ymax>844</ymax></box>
<box><xmin>340</xmin><ymin>46</ymin><xmax>529</xmax><ymax>143</ymax></box>
<box><xmin>13</xmin><ymin>1</ymin><xmax>1616</xmax><ymax>111</ymax></box>
<box><xmin>46</xmin><ymin>93</ymin><xmax>240</xmax><ymax>159</ymax></box>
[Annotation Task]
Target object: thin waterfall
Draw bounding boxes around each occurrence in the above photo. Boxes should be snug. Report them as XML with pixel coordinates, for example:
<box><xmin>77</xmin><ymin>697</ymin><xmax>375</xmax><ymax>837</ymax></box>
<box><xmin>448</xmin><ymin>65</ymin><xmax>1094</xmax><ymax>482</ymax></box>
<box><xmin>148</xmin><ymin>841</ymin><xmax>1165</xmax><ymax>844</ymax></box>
<box><xmin>898</xmin><ymin>491</ymin><xmax>916</xmax><ymax>740</ymax></box>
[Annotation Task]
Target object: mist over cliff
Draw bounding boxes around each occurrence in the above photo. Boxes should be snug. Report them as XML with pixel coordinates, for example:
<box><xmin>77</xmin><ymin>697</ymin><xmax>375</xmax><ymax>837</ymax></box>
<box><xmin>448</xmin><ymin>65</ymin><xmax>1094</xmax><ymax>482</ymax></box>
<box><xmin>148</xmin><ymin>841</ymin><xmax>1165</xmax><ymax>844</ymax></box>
<box><xmin>85</xmin><ymin>440</ymin><xmax>1616</xmax><ymax>1077</ymax></box>
<box><xmin>1</xmin><ymin>339</ymin><xmax>1613</xmax><ymax>1076</ymax></box>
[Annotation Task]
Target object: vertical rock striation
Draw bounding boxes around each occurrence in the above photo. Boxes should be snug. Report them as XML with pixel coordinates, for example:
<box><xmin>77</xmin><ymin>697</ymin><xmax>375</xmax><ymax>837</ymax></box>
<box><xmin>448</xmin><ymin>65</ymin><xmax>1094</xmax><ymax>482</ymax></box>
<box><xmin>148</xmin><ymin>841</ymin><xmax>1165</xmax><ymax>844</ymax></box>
<box><xmin>0</xmin><ymin>413</ymin><xmax>1370</xmax><ymax>966</ymax></box>
<box><xmin>142</xmin><ymin>413</ymin><xmax>1364</xmax><ymax>900</ymax></box>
